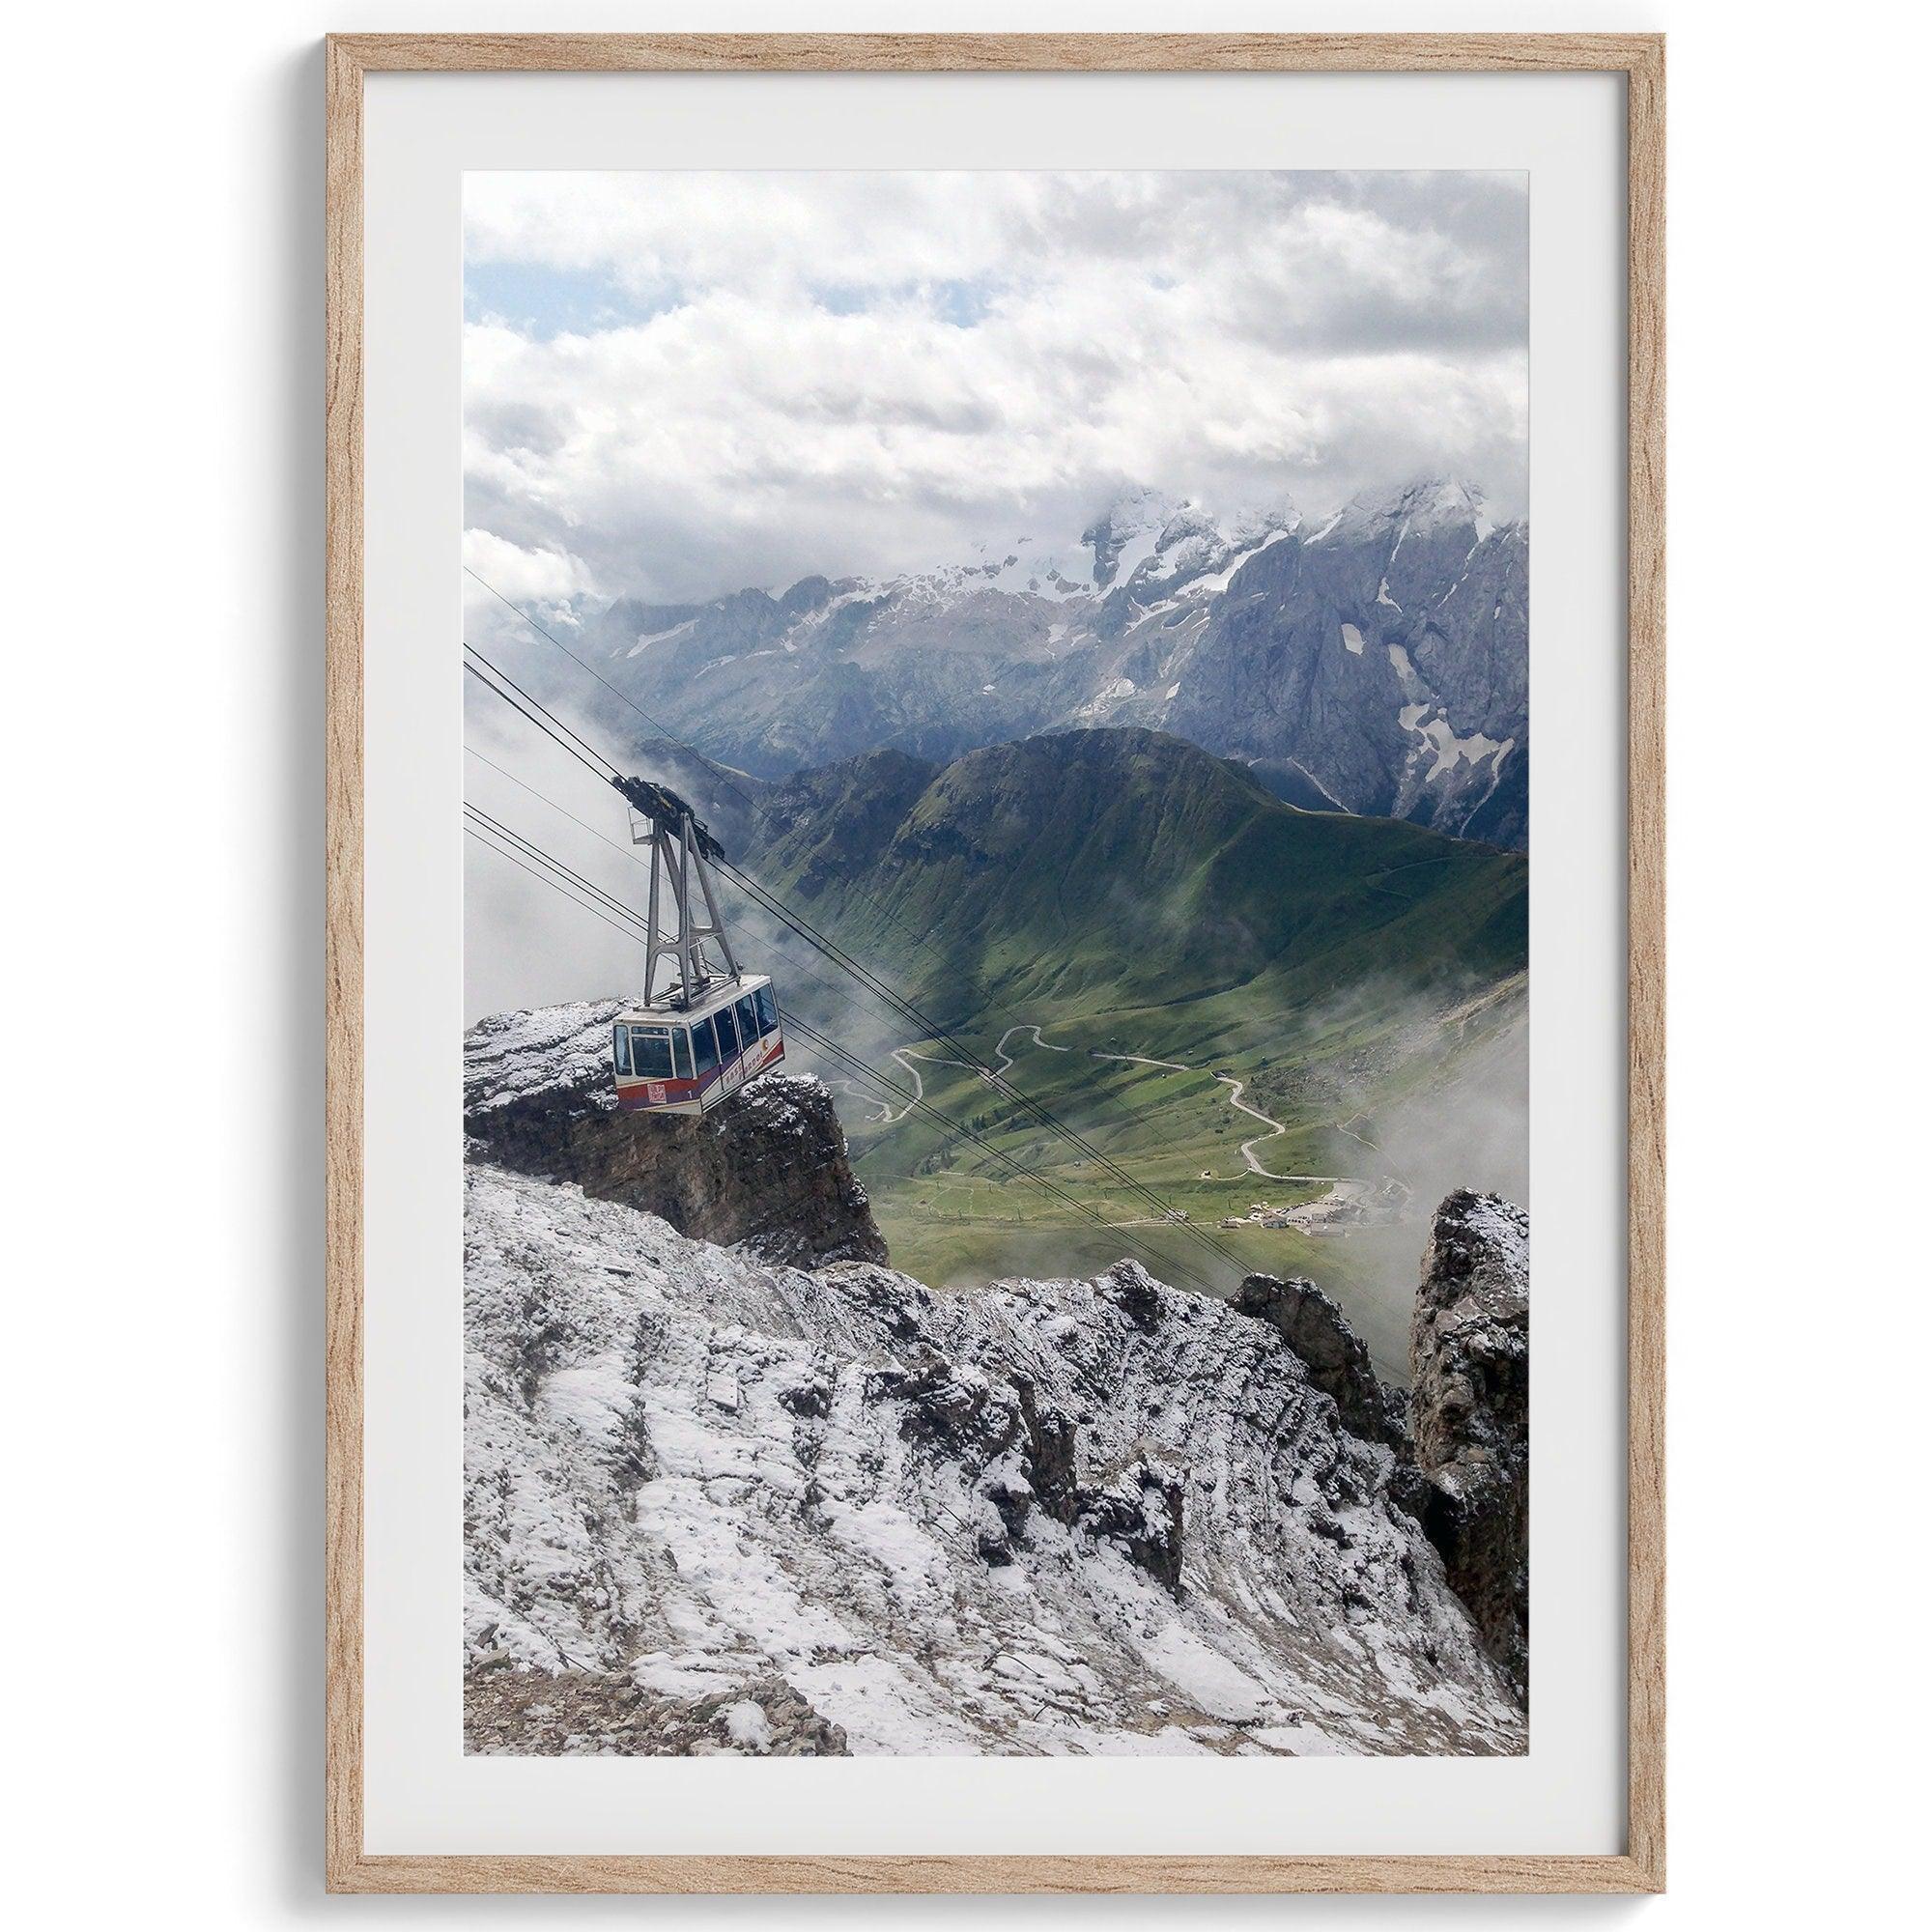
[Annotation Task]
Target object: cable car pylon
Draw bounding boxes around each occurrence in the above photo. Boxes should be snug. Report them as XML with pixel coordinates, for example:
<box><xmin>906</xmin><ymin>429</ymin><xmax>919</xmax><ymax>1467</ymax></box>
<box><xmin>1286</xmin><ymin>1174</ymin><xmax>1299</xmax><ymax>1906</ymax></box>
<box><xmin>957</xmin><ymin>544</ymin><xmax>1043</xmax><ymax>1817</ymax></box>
<box><xmin>607</xmin><ymin>775</ymin><xmax>784</xmax><ymax>1118</ymax></box>
<box><xmin>615</xmin><ymin>776</ymin><xmax>738</xmax><ymax>1006</ymax></box>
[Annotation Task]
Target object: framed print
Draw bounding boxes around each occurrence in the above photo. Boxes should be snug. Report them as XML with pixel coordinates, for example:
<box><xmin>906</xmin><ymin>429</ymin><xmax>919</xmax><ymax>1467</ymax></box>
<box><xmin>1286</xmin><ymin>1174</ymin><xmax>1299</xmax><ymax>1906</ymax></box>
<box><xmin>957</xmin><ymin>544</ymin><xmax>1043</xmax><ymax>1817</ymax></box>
<box><xmin>326</xmin><ymin>32</ymin><xmax>1663</xmax><ymax>1894</ymax></box>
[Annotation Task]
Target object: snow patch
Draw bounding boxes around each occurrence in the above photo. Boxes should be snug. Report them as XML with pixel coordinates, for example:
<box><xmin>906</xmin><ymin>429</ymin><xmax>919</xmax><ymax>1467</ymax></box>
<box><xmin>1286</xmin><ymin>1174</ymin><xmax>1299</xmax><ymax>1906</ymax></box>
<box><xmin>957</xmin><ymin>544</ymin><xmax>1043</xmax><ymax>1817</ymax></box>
<box><xmin>1135</xmin><ymin>1623</ymin><xmax>1269</xmax><ymax>1723</ymax></box>
<box><xmin>722</xmin><ymin>1699</ymin><xmax>774</xmax><ymax>1751</ymax></box>
<box><xmin>1105</xmin><ymin>526</ymin><xmax>1163</xmax><ymax>592</ymax></box>
<box><xmin>1181</xmin><ymin>528</ymin><xmax>1293</xmax><ymax>599</ymax></box>
<box><xmin>1419</xmin><ymin>720</ymin><xmax>1513</xmax><ymax>782</ymax></box>
<box><xmin>626</xmin><ymin>617</ymin><xmax>698</xmax><ymax>659</ymax></box>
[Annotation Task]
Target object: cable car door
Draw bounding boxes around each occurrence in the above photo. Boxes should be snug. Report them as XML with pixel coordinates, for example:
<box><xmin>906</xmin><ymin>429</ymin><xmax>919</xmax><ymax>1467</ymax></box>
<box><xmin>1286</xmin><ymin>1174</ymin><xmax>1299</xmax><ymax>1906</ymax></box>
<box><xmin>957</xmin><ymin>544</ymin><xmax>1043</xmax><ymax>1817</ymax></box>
<box><xmin>717</xmin><ymin>1003</ymin><xmax>745</xmax><ymax>1097</ymax></box>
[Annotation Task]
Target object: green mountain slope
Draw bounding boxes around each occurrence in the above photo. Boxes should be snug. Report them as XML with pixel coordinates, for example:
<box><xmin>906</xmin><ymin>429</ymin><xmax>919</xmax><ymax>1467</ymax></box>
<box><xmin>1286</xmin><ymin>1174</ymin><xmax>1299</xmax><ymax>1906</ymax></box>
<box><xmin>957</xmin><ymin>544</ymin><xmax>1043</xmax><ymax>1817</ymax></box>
<box><xmin>756</xmin><ymin>728</ymin><xmax>1524</xmax><ymax>1027</ymax></box>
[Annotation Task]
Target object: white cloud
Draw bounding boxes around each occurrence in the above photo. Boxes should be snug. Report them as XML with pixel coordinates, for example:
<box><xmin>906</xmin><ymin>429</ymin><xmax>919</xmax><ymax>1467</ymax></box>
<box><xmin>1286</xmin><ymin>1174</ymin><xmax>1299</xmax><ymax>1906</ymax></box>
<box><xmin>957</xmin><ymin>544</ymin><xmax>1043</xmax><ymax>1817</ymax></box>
<box><xmin>462</xmin><ymin>527</ymin><xmax>600</xmax><ymax>609</ymax></box>
<box><xmin>464</xmin><ymin>171</ymin><xmax>1526</xmax><ymax>605</ymax></box>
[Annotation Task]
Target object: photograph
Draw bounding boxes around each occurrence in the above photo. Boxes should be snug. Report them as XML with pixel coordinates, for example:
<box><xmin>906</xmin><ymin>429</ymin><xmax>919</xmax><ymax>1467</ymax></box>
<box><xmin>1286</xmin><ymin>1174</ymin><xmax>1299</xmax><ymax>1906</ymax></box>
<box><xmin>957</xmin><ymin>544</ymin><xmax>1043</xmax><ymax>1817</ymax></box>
<box><xmin>21</xmin><ymin>4</ymin><xmax>1929</xmax><ymax>1921</ymax></box>
<box><xmin>458</xmin><ymin>167</ymin><xmax>1532</xmax><ymax>1760</ymax></box>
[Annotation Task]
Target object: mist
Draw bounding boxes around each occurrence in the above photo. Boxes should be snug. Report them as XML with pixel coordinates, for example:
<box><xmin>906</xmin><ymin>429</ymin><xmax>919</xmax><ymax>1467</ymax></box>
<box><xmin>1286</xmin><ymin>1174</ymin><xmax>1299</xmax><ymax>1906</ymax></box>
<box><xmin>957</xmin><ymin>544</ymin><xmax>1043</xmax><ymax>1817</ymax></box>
<box><xmin>1299</xmin><ymin>982</ymin><xmax>1528</xmax><ymax>1379</ymax></box>
<box><xmin>462</xmin><ymin>624</ymin><xmax>927</xmax><ymax>1067</ymax></box>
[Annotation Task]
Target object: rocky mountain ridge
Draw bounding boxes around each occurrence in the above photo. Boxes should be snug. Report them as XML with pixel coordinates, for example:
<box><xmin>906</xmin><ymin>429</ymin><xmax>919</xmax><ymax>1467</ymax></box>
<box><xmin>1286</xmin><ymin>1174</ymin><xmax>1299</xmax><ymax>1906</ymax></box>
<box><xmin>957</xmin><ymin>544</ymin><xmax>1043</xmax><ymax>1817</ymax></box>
<box><xmin>464</xmin><ymin>1160</ymin><xmax>1528</xmax><ymax>1756</ymax></box>
<box><xmin>1239</xmin><ymin>1188</ymin><xmax>1530</xmax><ymax>1698</ymax></box>
<box><xmin>573</xmin><ymin>478</ymin><xmax>1526</xmax><ymax>845</ymax></box>
<box><xmin>1407</xmin><ymin>1188</ymin><xmax>1531</xmax><ymax>1695</ymax></box>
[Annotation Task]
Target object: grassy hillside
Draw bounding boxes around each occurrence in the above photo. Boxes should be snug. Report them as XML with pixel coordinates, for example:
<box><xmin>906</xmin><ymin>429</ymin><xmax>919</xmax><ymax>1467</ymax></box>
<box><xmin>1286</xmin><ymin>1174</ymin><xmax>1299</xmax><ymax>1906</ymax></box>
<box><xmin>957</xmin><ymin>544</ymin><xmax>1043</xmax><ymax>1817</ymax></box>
<box><xmin>758</xmin><ymin>728</ymin><xmax>1523</xmax><ymax>1027</ymax></box>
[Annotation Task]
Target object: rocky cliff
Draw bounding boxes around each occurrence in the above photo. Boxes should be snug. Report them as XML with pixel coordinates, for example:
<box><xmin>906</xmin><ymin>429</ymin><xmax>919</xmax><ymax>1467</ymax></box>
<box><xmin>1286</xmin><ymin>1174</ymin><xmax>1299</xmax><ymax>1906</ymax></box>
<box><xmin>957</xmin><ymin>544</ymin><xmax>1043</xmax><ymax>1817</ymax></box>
<box><xmin>1407</xmin><ymin>1189</ymin><xmax>1530</xmax><ymax>1697</ymax></box>
<box><xmin>464</xmin><ymin>1001</ymin><xmax>886</xmax><ymax>1267</ymax></box>
<box><xmin>1236</xmin><ymin>1194</ymin><xmax>1529</xmax><ymax>1699</ymax></box>
<box><xmin>1235</xmin><ymin>1272</ymin><xmax>1408</xmax><ymax>1452</ymax></box>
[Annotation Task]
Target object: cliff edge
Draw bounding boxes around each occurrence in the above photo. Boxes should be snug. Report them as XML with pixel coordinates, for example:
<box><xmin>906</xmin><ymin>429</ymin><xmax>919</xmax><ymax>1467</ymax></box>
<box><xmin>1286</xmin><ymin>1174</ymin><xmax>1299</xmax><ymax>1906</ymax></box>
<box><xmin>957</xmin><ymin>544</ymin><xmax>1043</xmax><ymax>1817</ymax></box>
<box><xmin>1235</xmin><ymin>1191</ymin><xmax>1529</xmax><ymax>1701</ymax></box>
<box><xmin>464</xmin><ymin>1001</ymin><xmax>887</xmax><ymax>1268</ymax></box>
<box><xmin>1408</xmin><ymin>1189</ymin><xmax>1530</xmax><ymax>1698</ymax></box>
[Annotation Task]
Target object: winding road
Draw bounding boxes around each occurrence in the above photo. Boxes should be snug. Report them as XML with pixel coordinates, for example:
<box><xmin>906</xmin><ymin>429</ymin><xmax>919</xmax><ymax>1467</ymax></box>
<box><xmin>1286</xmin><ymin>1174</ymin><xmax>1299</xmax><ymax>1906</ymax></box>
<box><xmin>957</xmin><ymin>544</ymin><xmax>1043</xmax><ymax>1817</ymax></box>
<box><xmin>991</xmin><ymin>1023</ymin><xmax>1072</xmax><ymax>1076</ymax></box>
<box><xmin>1086</xmin><ymin>1049</ymin><xmax>1358</xmax><ymax>1185</ymax></box>
<box><xmin>885</xmin><ymin>1022</ymin><xmax>1371</xmax><ymax>1188</ymax></box>
<box><xmin>876</xmin><ymin>1044</ymin><xmax>985</xmax><ymax>1123</ymax></box>
<box><xmin>838</xmin><ymin>1018</ymin><xmax>1406</xmax><ymax>1212</ymax></box>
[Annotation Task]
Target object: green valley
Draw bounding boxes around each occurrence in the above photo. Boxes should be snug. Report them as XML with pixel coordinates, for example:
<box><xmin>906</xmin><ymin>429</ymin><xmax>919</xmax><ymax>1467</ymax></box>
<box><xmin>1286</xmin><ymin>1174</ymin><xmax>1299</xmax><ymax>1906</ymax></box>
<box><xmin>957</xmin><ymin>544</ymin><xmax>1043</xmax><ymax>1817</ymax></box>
<box><xmin>740</xmin><ymin>728</ymin><xmax>1527</xmax><ymax>1378</ymax></box>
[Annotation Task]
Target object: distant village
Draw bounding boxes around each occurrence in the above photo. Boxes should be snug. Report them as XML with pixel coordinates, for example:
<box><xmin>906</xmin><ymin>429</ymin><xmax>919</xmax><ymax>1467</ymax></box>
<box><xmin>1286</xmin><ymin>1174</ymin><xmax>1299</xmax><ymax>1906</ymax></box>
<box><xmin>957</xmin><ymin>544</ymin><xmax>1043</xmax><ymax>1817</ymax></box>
<box><xmin>1222</xmin><ymin>1200</ymin><xmax>1313</xmax><ymax>1231</ymax></box>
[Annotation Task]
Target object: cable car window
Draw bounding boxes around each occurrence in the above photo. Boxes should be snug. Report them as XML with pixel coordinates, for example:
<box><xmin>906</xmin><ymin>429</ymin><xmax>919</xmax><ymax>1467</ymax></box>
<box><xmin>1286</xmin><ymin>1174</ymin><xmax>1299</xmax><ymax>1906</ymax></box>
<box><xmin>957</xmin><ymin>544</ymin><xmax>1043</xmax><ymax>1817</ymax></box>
<box><xmin>630</xmin><ymin>1027</ymin><xmax>674</xmax><ymax>1081</ymax></box>
<box><xmin>612</xmin><ymin>1026</ymin><xmax>633</xmax><ymax>1076</ymax></box>
<box><xmin>735</xmin><ymin>995</ymin><xmax>758</xmax><ymax>1051</ymax></box>
<box><xmin>754</xmin><ymin>984</ymin><xmax>778</xmax><ymax>1037</ymax></box>
<box><xmin>717</xmin><ymin>1006</ymin><xmax>741</xmax><ymax>1059</ymax></box>
<box><xmin>671</xmin><ymin>1028</ymin><xmax>692</xmax><ymax>1079</ymax></box>
<box><xmin>691</xmin><ymin>1016</ymin><xmax>719</xmax><ymax>1077</ymax></box>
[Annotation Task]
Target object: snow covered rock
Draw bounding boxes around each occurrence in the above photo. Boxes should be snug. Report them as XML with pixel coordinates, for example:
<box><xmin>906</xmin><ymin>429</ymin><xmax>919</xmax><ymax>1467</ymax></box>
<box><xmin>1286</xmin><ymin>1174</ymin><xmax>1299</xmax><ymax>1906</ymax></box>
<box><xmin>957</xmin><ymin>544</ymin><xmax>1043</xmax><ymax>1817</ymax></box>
<box><xmin>1408</xmin><ymin>1190</ymin><xmax>1530</xmax><ymax>1698</ymax></box>
<box><xmin>464</xmin><ymin>1002</ymin><xmax>886</xmax><ymax>1267</ymax></box>
<box><xmin>464</xmin><ymin>1167</ymin><xmax>1526</xmax><ymax>1756</ymax></box>
<box><xmin>1235</xmin><ymin>1271</ymin><xmax>1406</xmax><ymax>1451</ymax></box>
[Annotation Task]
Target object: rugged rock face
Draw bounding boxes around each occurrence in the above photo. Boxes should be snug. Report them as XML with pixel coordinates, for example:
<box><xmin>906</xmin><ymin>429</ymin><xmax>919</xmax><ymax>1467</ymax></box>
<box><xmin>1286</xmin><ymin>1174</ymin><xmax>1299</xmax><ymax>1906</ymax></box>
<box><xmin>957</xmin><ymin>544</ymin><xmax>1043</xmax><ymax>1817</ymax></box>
<box><xmin>463</xmin><ymin>1165</ymin><xmax>1526</xmax><ymax>1755</ymax></box>
<box><xmin>466</xmin><ymin>1665</ymin><xmax>851</xmax><ymax>1757</ymax></box>
<box><xmin>1171</xmin><ymin>485</ymin><xmax>1526</xmax><ymax>846</ymax></box>
<box><xmin>1236</xmin><ymin>1209</ymin><xmax>1529</xmax><ymax>1709</ymax></box>
<box><xmin>464</xmin><ymin>1001</ymin><xmax>886</xmax><ymax>1267</ymax></box>
<box><xmin>573</xmin><ymin>479</ymin><xmax>1527</xmax><ymax>845</ymax></box>
<box><xmin>1236</xmin><ymin>1272</ymin><xmax>1407</xmax><ymax>1452</ymax></box>
<box><xmin>1407</xmin><ymin>1190</ymin><xmax>1530</xmax><ymax>1697</ymax></box>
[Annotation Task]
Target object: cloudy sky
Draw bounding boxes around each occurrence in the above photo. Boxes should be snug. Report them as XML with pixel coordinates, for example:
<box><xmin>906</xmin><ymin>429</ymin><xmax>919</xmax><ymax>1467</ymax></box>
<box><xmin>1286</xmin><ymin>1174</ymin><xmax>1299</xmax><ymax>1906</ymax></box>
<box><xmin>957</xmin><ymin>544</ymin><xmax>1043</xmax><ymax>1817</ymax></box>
<box><xmin>464</xmin><ymin>169</ymin><xmax>1527</xmax><ymax>611</ymax></box>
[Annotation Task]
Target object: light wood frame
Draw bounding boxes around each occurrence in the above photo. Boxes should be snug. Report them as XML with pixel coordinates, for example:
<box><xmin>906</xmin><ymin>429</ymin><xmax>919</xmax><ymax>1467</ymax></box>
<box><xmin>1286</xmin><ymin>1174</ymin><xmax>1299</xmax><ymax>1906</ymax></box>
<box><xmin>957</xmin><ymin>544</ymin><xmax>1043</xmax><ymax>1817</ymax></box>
<box><xmin>325</xmin><ymin>30</ymin><xmax>1664</xmax><ymax>1895</ymax></box>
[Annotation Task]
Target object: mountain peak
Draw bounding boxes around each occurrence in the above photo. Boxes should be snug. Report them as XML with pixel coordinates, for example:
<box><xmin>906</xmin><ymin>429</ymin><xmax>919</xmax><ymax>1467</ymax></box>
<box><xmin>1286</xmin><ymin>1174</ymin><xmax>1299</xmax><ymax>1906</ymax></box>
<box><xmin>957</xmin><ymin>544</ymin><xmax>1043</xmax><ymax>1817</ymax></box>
<box><xmin>1323</xmin><ymin>477</ymin><xmax>1494</xmax><ymax>545</ymax></box>
<box><xmin>1398</xmin><ymin>477</ymin><xmax>1493</xmax><ymax>536</ymax></box>
<box><xmin>1080</xmin><ymin>489</ymin><xmax>1301</xmax><ymax>593</ymax></box>
<box><xmin>1221</xmin><ymin>493</ymin><xmax>1303</xmax><ymax>547</ymax></box>
<box><xmin>1089</xmin><ymin>483</ymin><xmax>1184</xmax><ymax>537</ymax></box>
<box><xmin>1082</xmin><ymin>488</ymin><xmax>1186</xmax><ymax>589</ymax></box>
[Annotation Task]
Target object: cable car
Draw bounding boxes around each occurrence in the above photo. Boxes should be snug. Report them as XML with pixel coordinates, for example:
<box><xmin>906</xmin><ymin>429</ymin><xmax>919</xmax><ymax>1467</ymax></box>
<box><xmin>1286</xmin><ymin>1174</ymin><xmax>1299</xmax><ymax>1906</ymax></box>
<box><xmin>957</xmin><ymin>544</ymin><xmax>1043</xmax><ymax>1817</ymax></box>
<box><xmin>607</xmin><ymin>775</ymin><xmax>784</xmax><ymax>1116</ymax></box>
<box><xmin>612</xmin><ymin>976</ymin><xmax>782</xmax><ymax>1116</ymax></box>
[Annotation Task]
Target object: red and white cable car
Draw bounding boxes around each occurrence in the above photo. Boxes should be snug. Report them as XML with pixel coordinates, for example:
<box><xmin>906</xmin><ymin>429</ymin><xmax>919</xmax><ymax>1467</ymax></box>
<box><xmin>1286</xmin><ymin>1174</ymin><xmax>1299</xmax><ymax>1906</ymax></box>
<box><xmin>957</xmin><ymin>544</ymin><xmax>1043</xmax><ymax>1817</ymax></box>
<box><xmin>607</xmin><ymin>776</ymin><xmax>784</xmax><ymax>1117</ymax></box>
<box><xmin>612</xmin><ymin>976</ymin><xmax>782</xmax><ymax>1117</ymax></box>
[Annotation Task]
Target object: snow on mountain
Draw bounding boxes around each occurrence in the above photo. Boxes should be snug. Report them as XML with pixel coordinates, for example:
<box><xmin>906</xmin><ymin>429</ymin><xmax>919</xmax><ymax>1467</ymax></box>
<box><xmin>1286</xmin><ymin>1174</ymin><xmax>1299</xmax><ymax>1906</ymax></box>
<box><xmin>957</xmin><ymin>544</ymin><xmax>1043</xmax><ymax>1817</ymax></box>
<box><xmin>1081</xmin><ymin>486</ymin><xmax>1184</xmax><ymax>590</ymax></box>
<box><xmin>464</xmin><ymin>1157</ymin><xmax>1528</xmax><ymax>1757</ymax></box>
<box><xmin>570</xmin><ymin>479</ymin><xmax>1528</xmax><ymax>845</ymax></box>
<box><xmin>919</xmin><ymin>490</ymin><xmax>1293</xmax><ymax>608</ymax></box>
<box><xmin>1329</xmin><ymin>477</ymin><xmax>1497</xmax><ymax>548</ymax></box>
<box><xmin>973</xmin><ymin>535</ymin><xmax>1096</xmax><ymax>601</ymax></box>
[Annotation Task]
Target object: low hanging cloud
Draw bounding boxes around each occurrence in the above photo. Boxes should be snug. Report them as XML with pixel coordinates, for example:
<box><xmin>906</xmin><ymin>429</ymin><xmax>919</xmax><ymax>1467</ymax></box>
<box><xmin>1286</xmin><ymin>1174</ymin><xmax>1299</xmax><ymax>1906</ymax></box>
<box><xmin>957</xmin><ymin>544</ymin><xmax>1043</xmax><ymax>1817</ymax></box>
<box><xmin>465</xmin><ymin>170</ymin><xmax>1527</xmax><ymax>606</ymax></box>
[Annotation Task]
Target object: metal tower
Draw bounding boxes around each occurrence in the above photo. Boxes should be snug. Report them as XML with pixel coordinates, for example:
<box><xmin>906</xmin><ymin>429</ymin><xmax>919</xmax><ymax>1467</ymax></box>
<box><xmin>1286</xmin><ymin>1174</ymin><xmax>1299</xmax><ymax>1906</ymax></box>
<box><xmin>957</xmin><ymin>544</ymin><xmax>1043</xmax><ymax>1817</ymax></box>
<box><xmin>612</xmin><ymin>776</ymin><xmax>739</xmax><ymax>1009</ymax></box>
